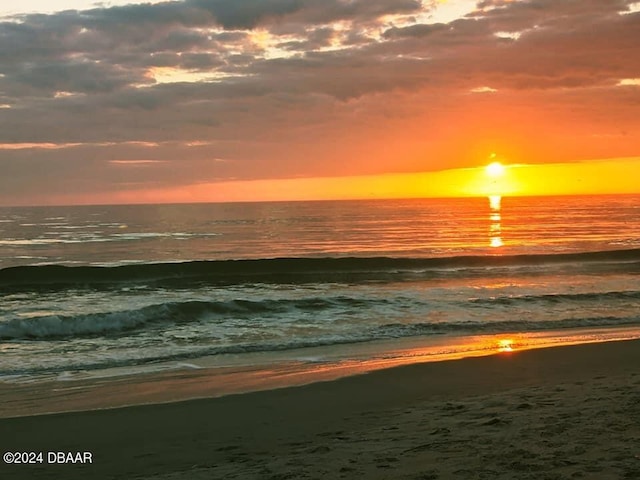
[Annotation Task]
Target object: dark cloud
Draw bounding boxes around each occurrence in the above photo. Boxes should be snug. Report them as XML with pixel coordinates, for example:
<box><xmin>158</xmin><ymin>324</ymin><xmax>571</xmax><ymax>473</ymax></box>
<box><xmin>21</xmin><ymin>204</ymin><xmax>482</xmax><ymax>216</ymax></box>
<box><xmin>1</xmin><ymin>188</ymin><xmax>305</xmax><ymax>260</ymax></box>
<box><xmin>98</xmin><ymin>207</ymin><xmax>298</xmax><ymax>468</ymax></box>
<box><xmin>1</xmin><ymin>0</ymin><xmax>638</xmax><ymax>104</ymax></box>
<box><xmin>383</xmin><ymin>22</ymin><xmax>447</xmax><ymax>38</ymax></box>
<box><xmin>278</xmin><ymin>27</ymin><xmax>335</xmax><ymax>51</ymax></box>
<box><xmin>284</xmin><ymin>0</ymin><xmax>422</xmax><ymax>25</ymax></box>
<box><xmin>191</xmin><ymin>0</ymin><xmax>303</xmax><ymax>29</ymax></box>
<box><xmin>0</xmin><ymin>0</ymin><xmax>424</xmax><ymax>101</ymax></box>
<box><xmin>179</xmin><ymin>52</ymin><xmax>226</xmax><ymax>70</ymax></box>
<box><xmin>7</xmin><ymin>60</ymin><xmax>148</xmax><ymax>96</ymax></box>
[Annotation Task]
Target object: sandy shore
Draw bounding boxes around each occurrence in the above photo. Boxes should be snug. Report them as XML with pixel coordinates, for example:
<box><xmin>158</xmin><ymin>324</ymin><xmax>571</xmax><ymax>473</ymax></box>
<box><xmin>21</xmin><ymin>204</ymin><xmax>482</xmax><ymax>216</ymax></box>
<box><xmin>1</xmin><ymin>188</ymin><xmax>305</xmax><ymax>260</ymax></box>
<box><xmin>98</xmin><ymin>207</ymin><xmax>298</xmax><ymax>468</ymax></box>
<box><xmin>2</xmin><ymin>339</ymin><xmax>640</xmax><ymax>479</ymax></box>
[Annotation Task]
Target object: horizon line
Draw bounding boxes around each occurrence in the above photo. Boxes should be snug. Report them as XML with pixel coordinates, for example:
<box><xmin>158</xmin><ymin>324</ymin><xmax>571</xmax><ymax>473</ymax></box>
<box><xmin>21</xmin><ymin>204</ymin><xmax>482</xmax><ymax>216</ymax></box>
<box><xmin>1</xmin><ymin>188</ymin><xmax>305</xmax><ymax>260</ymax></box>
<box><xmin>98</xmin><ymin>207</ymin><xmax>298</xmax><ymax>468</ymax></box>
<box><xmin>2</xmin><ymin>192</ymin><xmax>639</xmax><ymax>209</ymax></box>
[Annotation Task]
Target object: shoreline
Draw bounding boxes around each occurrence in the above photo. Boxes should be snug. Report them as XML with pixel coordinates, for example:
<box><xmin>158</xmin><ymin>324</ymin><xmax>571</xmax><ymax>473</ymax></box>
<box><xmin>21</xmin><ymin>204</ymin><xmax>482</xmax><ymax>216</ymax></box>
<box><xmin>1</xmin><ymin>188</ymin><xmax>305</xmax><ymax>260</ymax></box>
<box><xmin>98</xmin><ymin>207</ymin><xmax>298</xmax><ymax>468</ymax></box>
<box><xmin>2</xmin><ymin>325</ymin><xmax>640</xmax><ymax>419</ymax></box>
<box><xmin>1</xmin><ymin>338</ymin><xmax>640</xmax><ymax>479</ymax></box>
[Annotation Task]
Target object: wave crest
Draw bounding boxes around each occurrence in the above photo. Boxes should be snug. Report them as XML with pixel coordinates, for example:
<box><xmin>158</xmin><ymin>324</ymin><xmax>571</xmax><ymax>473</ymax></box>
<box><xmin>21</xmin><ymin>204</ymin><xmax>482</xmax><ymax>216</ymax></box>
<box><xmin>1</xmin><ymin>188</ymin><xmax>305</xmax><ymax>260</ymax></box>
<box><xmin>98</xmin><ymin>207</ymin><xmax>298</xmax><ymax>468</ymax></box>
<box><xmin>0</xmin><ymin>296</ymin><xmax>390</xmax><ymax>340</ymax></box>
<box><xmin>2</xmin><ymin>248</ymin><xmax>640</xmax><ymax>290</ymax></box>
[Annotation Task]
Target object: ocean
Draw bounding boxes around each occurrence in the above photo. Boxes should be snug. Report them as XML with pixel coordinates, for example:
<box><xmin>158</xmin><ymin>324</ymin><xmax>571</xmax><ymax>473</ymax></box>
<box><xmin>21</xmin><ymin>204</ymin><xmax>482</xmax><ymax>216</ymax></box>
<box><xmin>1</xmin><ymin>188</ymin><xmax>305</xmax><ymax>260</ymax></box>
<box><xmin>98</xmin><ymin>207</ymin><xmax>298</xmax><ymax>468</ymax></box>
<box><xmin>1</xmin><ymin>195</ymin><xmax>639</xmax><ymax>386</ymax></box>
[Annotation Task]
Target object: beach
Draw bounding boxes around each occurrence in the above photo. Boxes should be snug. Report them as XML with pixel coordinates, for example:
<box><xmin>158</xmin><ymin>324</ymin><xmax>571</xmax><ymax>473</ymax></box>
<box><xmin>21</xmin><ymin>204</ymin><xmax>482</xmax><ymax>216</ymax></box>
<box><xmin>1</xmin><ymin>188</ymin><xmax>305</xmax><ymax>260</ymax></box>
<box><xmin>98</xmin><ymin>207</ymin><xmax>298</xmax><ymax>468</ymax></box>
<box><xmin>2</xmin><ymin>339</ymin><xmax>640</xmax><ymax>479</ymax></box>
<box><xmin>2</xmin><ymin>0</ymin><xmax>640</xmax><ymax>477</ymax></box>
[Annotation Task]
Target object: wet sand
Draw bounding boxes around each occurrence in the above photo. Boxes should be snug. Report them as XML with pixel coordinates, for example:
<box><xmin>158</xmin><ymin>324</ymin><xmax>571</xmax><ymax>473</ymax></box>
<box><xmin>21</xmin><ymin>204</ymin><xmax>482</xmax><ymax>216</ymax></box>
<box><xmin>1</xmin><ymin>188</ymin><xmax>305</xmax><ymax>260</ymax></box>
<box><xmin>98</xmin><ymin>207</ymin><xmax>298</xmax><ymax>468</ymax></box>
<box><xmin>2</xmin><ymin>339</ymin><xmax>640</xmax><ymax>479</ymax></box>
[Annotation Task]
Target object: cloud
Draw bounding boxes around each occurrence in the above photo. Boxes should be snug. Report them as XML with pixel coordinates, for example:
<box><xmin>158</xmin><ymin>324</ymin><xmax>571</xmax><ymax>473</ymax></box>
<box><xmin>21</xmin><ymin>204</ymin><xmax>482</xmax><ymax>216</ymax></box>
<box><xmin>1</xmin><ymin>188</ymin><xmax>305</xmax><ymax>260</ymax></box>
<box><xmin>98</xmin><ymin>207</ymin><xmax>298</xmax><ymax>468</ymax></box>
<box><xmin>382</xmin><ymin>22</ymin><xmax>447</xmax><ymax>38</ymax></box>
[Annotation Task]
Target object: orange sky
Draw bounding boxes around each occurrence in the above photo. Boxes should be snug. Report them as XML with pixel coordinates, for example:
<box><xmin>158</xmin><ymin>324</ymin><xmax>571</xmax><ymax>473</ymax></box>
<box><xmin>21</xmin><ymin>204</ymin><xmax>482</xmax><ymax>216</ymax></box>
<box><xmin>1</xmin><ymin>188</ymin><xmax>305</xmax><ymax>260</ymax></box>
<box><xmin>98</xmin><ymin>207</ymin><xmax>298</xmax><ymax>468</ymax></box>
<box><xmin>31</xmin><ymin>157</ymin><xmax>640</xmax><ymax>206</ymax></box>
<box><xmin>1</xmin><ymin>0</ymin><xmax>639</xmax><ymax>205</ymax></box>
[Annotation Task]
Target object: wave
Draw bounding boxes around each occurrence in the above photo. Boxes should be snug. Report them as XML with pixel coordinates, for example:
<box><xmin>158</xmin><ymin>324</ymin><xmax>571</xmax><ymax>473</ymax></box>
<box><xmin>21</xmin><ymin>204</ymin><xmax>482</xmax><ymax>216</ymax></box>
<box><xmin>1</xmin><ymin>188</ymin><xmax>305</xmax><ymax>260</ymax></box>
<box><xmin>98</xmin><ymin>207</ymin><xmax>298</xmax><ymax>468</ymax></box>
<box><xmin>469</xmin><ymin>289</ymin><xmax>640</xmax><ymax>306</ymax></box>
<box><xmin>0</xmin><ymin>296</ymin><xmax>391</xmax><ymax>340</ymax></box>
<box><xmin>0</xmin><ymin>232</ymin><xmax>220</xmax><ymax>246</ymax></box>
<box><xmin>3</xmin><ymin>313</ymin><xmax>639</xmax><ymax>377</ymax></box>
<box><xmin>3</xmin><ymin>288</ymin><xmax>639</xmax><ymax>341</ymax></box>
<box><xmin>374</xmin><ymin>315</ymin><xmax>640</xmax><ymax>338</ymax></box>
<box><xmin>2</xmin><ymin>248</ymin><xmax>640</xmax><ymax>290</ymax></box>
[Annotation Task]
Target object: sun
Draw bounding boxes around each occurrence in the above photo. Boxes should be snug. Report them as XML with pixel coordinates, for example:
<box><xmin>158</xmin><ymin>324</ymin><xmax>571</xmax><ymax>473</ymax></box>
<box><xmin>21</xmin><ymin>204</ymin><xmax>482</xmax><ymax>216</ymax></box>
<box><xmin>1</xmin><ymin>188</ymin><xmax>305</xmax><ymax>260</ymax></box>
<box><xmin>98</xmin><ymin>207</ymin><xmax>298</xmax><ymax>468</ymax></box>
<box><xmin>486</xmin><ymin>161</ymin><xmax>505</xmax><ymax>177</ymax></box>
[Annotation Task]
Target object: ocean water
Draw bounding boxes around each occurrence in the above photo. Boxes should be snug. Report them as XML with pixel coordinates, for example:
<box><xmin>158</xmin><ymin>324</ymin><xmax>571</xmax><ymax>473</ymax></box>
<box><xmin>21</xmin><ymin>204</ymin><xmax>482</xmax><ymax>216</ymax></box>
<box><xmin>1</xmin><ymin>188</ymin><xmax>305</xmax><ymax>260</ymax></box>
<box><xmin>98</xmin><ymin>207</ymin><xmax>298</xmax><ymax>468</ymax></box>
<box><xmin>1</xmin><ymin>195</ymin><xmax>639</xmax><ymax>383</ymax></box>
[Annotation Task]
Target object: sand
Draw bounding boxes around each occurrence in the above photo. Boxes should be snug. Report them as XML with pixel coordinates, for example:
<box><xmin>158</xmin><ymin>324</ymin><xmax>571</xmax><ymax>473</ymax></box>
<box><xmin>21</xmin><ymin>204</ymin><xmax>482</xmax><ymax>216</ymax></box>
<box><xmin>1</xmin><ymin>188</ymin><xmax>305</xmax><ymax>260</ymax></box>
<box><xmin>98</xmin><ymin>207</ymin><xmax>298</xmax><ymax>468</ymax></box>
<box><xmin>2</xmin><ymin>339</ymin><xmax>640</xmax><ymax>479</ymax></box>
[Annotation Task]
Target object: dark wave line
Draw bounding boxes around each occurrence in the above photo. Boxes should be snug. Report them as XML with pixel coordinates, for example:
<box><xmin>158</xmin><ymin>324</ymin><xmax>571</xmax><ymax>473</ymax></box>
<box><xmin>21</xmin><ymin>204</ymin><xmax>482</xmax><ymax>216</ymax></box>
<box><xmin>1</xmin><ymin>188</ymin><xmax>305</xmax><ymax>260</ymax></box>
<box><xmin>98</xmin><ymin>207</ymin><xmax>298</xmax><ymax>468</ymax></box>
<box><xmin>469</xmin><ymin>290</ymin><xmax>640</xmax><ymax>306</ymax></box>
<box><xmin>1</xmin><ymin>248</ymin><xmax>640</xmax><ymax>290</ymax></box>
<box><xmin>375</xmin><ymin>316</ymin><xmax>640</xmax><ymax>337</ymax></box>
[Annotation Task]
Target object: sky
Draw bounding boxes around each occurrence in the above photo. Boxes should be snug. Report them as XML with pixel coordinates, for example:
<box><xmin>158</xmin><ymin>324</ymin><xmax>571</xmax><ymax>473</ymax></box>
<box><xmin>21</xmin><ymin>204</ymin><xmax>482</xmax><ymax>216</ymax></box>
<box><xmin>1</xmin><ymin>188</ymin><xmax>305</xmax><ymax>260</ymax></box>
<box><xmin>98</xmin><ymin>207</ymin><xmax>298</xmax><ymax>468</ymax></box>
<box><xmin>1</xmin><ymin>0</ymin><xmax>639</xmax><ymax>206</ymax></box>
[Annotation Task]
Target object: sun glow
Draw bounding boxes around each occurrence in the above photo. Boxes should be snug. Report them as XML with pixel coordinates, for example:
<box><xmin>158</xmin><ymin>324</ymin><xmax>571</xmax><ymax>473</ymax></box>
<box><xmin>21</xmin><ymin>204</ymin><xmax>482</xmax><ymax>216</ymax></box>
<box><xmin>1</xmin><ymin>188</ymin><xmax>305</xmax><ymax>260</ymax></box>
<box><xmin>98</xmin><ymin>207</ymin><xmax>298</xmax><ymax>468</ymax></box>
<box><xmin>477</xmin><ymin>156</ymin><xmax>515</xmax><ymax>198</ymax></box>
<box><xmin>486</xmin><ymin>161</ymin><xmax>505</xmax><ymax>177</ymax></box>
<box><xmin>46</xmin><ymin>156</ymin><xmax>640</xmax><ymax>206</ymax></box>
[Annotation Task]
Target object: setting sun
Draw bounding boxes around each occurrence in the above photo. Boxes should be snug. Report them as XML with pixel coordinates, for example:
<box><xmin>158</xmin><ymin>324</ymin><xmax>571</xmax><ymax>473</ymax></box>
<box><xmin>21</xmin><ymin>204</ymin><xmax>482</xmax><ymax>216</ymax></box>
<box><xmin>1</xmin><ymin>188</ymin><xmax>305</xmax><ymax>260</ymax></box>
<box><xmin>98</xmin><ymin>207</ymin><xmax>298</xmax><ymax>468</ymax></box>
<box><xmin>486</xmin><ymin>161</ymin><xmax>505</xmax><ymax>177</ymax></box>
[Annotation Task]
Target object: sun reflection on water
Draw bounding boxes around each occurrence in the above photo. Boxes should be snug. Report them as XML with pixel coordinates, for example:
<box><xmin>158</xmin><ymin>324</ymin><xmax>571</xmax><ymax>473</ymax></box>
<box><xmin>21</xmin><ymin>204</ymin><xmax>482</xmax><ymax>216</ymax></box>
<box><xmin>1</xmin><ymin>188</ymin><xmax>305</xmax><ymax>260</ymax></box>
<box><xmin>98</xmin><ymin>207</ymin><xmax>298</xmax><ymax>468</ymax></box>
<box><xmin>488</xmin><ymin>195</ymin><xmax>503</xmax><ymax>248</ymax></box>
